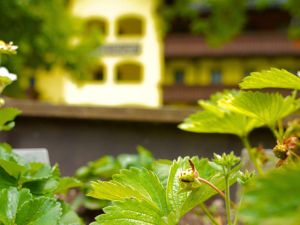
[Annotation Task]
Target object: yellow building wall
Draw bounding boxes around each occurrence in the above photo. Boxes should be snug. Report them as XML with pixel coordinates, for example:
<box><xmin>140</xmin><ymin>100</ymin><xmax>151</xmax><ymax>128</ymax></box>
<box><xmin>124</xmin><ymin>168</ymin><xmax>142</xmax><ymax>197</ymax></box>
<box><xmin>36</xmin><ymin>67</ymin><xmax>66</xmax><ymax>104</ymax></box>
<box><xmin>165</xmin><ymin>60</ymin><xmax>196</xmax><ymax>85</ymax></box>
<box><xmin>164</xmin><ymin>57</ymin><xmax>300</xmax><ymax>86</ymax></box>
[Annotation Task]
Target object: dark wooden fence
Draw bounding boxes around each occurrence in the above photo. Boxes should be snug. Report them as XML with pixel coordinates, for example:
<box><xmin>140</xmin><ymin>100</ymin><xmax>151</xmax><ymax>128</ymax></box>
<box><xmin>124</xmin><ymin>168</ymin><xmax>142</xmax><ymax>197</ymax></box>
<box><xmin>0</xmin><ymin>99</ymin><xmax>276</xmax><ymax>175</ymax></box>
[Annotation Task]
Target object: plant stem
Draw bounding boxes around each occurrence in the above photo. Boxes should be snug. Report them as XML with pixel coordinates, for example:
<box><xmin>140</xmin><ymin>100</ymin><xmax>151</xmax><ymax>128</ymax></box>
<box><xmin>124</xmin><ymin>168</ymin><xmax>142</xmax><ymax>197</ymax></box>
<box><xmin>241</xmin><ymin>136</ymin><xmax>263</xmax><ymax>175</ymax></box>
<box><xmin>233</xmin><ymin>194</ymin><xmax>243</xmax><ymax>225</ymax></box>
<box><xmin>196</xmin><ymin>177</ymin><xmax>226</xmax><ymax>199</ymax></box>
<box><xmin>196</xmin><ymin>177</ymin><xmax>236</xmax><ymax>208</ymax></box>
<box><xmin>270</xmin><ymin>124</ymin><xmax>282</xmax><ymax>142</ymax></box>
<box><xmin>277</xmin><ymin>120</ymin><xmax>284</xmax><ymax>142</ymax></box>
<box><xmin>225</xmin><ymin>175</ymin><xmax>232</xmax><ymax>225</ymax></box>
<box><xmin>199</xmin><ymin>203</ymin><xmax>220</xmax><ymax>225</ymax></box>
<box><xmin>290</xmin><ymin>150</ymin><xmax>300</xmax><ymax>159</ymax></box>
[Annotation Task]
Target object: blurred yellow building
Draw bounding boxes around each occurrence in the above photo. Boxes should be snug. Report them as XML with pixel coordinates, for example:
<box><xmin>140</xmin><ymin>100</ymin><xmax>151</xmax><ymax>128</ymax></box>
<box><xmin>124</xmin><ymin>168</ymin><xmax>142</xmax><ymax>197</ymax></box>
<box><xmin>36</xmin><ymin>0</ymin><xmax>300</xmax><ymax>107</ymax></box>
<box><xmin>37</xmin><ymin>0</ymin><xmax>162</xmax><ymax>107</ymax></box>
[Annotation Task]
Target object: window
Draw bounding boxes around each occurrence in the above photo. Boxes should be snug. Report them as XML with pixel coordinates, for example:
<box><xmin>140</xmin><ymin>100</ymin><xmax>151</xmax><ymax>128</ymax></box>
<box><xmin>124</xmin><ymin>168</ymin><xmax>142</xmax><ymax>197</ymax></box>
<box><xmin>93</xmin><ymin>65</ymin><xmax>105</xmax><ymax>81</ymax></box>
<box><xmin>87</xmin><ymin>64</ymin><xmax>105</xmax><ymax>82</ymax></box>
<box><xmin>86</xmin><ymin>18</ymin><xmax>108</xmax><ymax>35</ymax></box>
<box><xmin>211</xmin><ymin>70</ymin><xmax>222</xmax><ymax>85</ymax></box>
<box><xmin>117</xmin><ymin>17</ymin><xmax>143</xmax><ymax>36</ymax></box>
<box><xmin>116</xmin><ymin>63</ymin><xmax>142</xmax><ymax>83</ymax></box>
<box><xmin>174</xmin><ymin>69</ymin><xmax>185</xmax><ymax>84</ymax></box>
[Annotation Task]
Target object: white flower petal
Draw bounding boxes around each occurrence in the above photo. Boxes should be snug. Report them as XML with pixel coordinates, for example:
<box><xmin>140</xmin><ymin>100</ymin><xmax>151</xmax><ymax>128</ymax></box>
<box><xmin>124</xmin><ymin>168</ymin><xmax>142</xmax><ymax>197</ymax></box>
<box><xmin>0</xmin><ymin>67</ymin><xmax>17</xmax><ymax>81</ymax></box>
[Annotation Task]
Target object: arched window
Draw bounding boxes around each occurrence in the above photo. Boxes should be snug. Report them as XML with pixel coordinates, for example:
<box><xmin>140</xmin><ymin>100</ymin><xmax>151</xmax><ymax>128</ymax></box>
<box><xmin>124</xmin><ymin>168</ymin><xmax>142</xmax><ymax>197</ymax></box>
<box><xmin>116</xmin><ymin>16</ymin><xmax>144</xmax><ymax>36</ymax></box>
<box><xmin>87</xmin><ymin>64</ymin><xmax>105</xmax><ymax>82</ymax></box>
<box><xmin>85</xmin><ymin>18</ymin><xmax>108</xmax><ymax>35</ymax></box>
<box><xmin>115</xmin><ymin>63</ymin><xmax>143</xmax><ymax>83</ymax></box>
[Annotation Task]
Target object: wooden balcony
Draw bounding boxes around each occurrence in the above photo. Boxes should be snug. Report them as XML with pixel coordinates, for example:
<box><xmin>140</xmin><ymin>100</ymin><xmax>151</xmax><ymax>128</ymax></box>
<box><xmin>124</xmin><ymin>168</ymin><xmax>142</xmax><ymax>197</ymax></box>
<box><xmin>162</xmin><ymin>84</ymin><xmax>238</xmax><ymax>104</ymax></box>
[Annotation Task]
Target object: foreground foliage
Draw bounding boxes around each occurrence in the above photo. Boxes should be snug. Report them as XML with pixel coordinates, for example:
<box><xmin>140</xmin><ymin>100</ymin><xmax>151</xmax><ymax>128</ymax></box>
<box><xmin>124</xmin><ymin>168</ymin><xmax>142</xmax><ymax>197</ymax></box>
<box><xmin>0</xmin><ymin>41</ymin><xmax>83</xmax><ymax>225</ymax></box>
<box><xmin>89</xmin><ymin>156</ymin><xmax>240</xmax><ymax>225</ymax></box>
<box><xmin>74</xmin><ymin>146</ymin><xmax>154</xmax><ymax>210</ymax></box>
<box><xmin>88</xmin><ymin>68</ymin><xmax>300</xmax><ymax>225</ymax></box>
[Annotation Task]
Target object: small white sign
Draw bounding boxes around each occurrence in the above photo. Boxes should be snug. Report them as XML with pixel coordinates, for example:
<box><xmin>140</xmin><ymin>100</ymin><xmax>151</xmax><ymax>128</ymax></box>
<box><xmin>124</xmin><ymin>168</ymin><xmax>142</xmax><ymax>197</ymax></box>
<box><xmin>13</xmin><ymin>148</ymin><xmax>50</xmax><ymax>165</ymax></box>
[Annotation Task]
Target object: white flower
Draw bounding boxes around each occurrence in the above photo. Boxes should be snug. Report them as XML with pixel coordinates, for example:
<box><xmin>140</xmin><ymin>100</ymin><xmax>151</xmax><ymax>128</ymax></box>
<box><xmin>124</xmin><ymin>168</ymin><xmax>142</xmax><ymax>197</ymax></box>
<box><xmin>0</xmin><ymin>67</ymin><xmax>17</xmax><ymax>81</ymax></box>
<box><xmin>0</xmin><ymin>40</ymin><xmax>18</xmax><ymax>54</ymax></box>
<box><xmin>297</xmin><ymin>71</ymin><xmax>300</xmax><ymax>77</ymax></box>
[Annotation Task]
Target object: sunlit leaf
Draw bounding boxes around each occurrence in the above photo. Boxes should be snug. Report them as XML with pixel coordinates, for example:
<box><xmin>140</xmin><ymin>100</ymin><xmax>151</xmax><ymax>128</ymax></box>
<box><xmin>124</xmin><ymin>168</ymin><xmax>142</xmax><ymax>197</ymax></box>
<box><xmin>91</xmin><ymin>199</ymin><xmax>169</xmax><ymax>225</ymax></box>
<box><xmin>222</xmin><ymin>91</ymin><xmax>300</xmax><ymax>127</ymax></box>
<box><xmin>89</xmin><ymin>168</ymin><xmax>168</xmax><ymax>214</ymax></box>
<box><xmin>240</xmin><ymin>68</ymin><xmax>300</xmax><ymax>90</ymax></box>
<box><xmin>179</xmin><ymin>110</ymin><xmax>262</xmax><ymax>137</ymax></box>
<box><xmin>89</xmin><ymin>157</ymin><xmax>239</xmax><ymax>225</ymax></box>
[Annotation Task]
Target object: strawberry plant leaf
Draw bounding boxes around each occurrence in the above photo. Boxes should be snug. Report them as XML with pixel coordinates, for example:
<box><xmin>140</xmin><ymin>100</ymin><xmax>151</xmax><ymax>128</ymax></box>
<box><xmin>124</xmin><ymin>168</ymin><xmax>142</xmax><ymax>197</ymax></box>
<box><xmin>0</xmin><ymin>108</ymin><xmax>21</xmax><ymax>131</ymax></box>
<box><xmin>16</xmin><ymin>197</ymin><xmax>62</xmax><ymax>225</ymax></box>
<box><xmin>152</xmin><ymin>159</ymin><xmax>172</xmax><ymax>188</ymax></box>
<box><xmin>89</xmin><ymin>157</ymin><xmax>239</xmax><ymax>224</ymax></box>
<box><xmin>179</xmin><ymin>110</ymin><xmax>262</xmax><ymax>137</ymax></box>
<box><xmin>55</xmin><ymin>177</ymin><xmax>82</xmax><ymax>194</ymax></box>
<box><xmin>221</xmin><ymin>91</ymin><xmax>300</xmax><ymax>127</ymax></box>
<box><xmin>0</xmin><ymin>188</ymin><xmax>32</xmax><ymax>225</ymax></box>
<box><xmin>91</xmin><ymin>199</ymin><xmax>170</xmax><ymax>225</ymax></box>
<box><xmin>0</xmin><ymin>187</ymin><xmax>20</xmax><ymax>225</ymax></box>
<box><xmin>240</xmin><ymin>68</ymin><xmax>300</xmax><ymax>90</ymax></box>
<box><xmin>240</xmin><ymin>164</ymin><xmax>300</xmax><ymax>225</ymax></box>
<box><xmin>166</xmin><ymin>157</ymin><xmax>239</xmax><ymax>217</ymax></box>
<box><xmin>59</xmin><ymin>201</ymin><xmax>83</xmax><ymax>225</ymax></box>
<box><xmin>89</xmin><ymin>167</ymin><xmax>168</xmax><ymax>214</ymax></box>
<box><xmin>0</xmin><ymin>168</ymin><xmax>17</xmax><ymax>189</ymax></box>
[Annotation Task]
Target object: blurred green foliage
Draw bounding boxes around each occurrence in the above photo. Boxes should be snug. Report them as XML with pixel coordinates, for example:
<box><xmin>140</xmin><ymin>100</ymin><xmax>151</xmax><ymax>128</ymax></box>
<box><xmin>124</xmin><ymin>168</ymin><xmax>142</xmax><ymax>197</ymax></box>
<box><xmin>0</xmin><ymin>0</ymin><xmax>101</xmax><ymax>97</ymax></box>
<box><xmin>73</xmin><ymin>146</ymin><xmax>155</xmax><ymax>210</ymax></box>
<box><xmin>160</xmin><ymin>0</ymin><xmax>300</xmax><ymax>46</ymax></box>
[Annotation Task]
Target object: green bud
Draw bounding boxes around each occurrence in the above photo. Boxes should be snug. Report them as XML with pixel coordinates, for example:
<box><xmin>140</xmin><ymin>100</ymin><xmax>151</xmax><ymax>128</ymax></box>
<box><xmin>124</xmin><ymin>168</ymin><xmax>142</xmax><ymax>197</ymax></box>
<box><xmin>237</xmin><ymin>170</ymin><xmax>255</xmax><ymax>185</ymax></box>
<box><xmin>213</xmin><ymin>151</ymin><xmax>240</xmax><ymax>169</ymax></box>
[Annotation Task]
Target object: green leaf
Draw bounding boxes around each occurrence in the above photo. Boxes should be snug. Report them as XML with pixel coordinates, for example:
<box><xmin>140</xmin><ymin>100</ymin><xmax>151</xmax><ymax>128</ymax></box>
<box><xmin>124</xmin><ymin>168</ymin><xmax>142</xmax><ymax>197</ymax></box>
<box><xmin>0</xmin><ymin>144</ymin><xmax>27</xmax><ymax>179</ymax></box>
<box><xmin>16</xmin><ymin>197</ymin><xmax>62</xmax><ymax>225</ymax></box>
<box><xmin>0</xmin><ymin>168</ymin><xmax>17</xmax><ymax>189</ymax></box>
<box><xmin>240</xmin><ymin>164</ymin><xmax>300</xmax><ymax>225</ymax></box>
<box><xmin>58</xmin><ymin>202</ymin><xmax>83</xmax><ymax>225</ymax></box>
<box><xmin>20</xmin><ymin>163</ymin><xmax>60</xmax><ymax>194</ymax></box>
<box><xmin>0</xmin><ymin>188</ymin><xmax>32</xmax><ymax>225</ymax></box>
<box><xmin>55</xmin><ymin>177</ymin><xmax>82</xmax><ymax>194</ymax></box>
<box><xmin>240</xmin><ymin>68</ymin><xmax>300</xmax><ymax>90</ymax></box>
<box><xmin>0</xmin><ymin>187</ymin><xmax>20</xmax><ymax>225</ymax></box>
<box><xmin>137</xmin><ymin>145</ymin><xmax>154</xmax><ymax>169</ymax></box>
<box><xmin>179</xmin><ymin>110</ymin><xmax>262</xmax><ymax>137</ymax></box>
<box><xmin>21</xmin><ymin>163</ymin><xmax>53</xmax><ymax>182</ymax></box>
<box><xmin>181</xmin><ymin>157</ymin><xmax>239</xmax><ymax>215</ymax></box>
<box><xmin>152</xmin><ymin>159</ymin><xmax>172</xmax><ymax>188</ymax></box>
<box><xmin>89</xmin><ymin>168</ymin><xmax>168</xmax><ymax>214</ymax></box>
<box><xmin>0</xmin><ymin>108</ymin><xmax>22</xmax><ymax>131</ymax></box>
<box><xmin>22</xmin><ymin>178</ymin><xmax>59</xmax><ymax>195</ymax></box>
<box><xmin>88</xmin><ymin>155</ymin><xmax>120</xmax><ymax>180</ymax></box>
<box><xmin>221</xmin><ymin>91</ymin><xmax>300</xmax><ymax>127</ymax></box>
<box><xmin>0</xmin><ymin>159</ymin><xmax>26</xmax><ymax>178</ymax></box>
<box><xmin>165</xmin><ymin>157</ymin><xmax>191</xmax><ymax>219</ymax></box>
<box><xmin>92</xmin><ymin>199</ymin><xmax>170</xmax><ymax>225</ymax></box>
<box><xmin>89</xmin><ymin>157</ymin><xmax>239</xmax><ymax>225</ymax></box>
<box><xmin>166</xmin><ymin>157</ymin><xmax>239</xmax><ymax>217</ymax></box>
